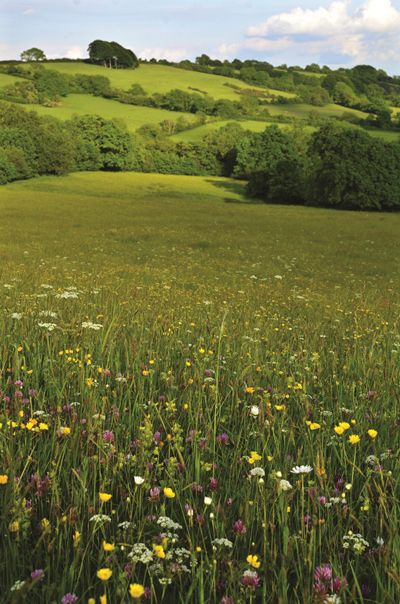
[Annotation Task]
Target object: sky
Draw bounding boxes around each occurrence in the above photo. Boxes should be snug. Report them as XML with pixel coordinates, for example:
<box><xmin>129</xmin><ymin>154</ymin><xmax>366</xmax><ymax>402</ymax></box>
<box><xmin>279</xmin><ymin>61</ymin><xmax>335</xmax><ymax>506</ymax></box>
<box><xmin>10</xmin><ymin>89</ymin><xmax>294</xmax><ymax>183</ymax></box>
<box><xmin>1</xmin><ymin>0</ymin><xmax>400</xmax><ymax>73</ymax></box>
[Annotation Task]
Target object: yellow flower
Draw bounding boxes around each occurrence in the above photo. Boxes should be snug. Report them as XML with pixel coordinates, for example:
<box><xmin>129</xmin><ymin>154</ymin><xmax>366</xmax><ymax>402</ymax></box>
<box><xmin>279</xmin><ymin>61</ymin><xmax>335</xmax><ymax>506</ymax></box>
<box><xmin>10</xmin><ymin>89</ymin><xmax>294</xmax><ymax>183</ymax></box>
<box><xmin>245</xmin><ymin>387</ymin><xmax>255</xmax><ymax>394</ymax></box>
<box><xmin>367</xmin><ymin>429</ymin><xmax>378</xmax><ymax>439</ymax></box>
<box><xmin>73</xmin><ymin>530</ymin><xmax>81</xmax><ymax>544</ymax></box>
<box><xmin>9</xmin><ymin>520</ymin><xmax>20</xmax><ymax>532</ymax></box>
<box><xmin>339</xmin><ymin>422</ymin><xmax>351</xmax><ymax>431</ymax></box>
<box><xmin>334</xmin><ymin>426</ymin><xmax>345</xmax><ymax>435</ymax></box>
<box><xmin>129</xmin><ymin>583</ymin><xmax>145</xmax><ymax>599</ymax></box>
<box><xmin>99</xmin><ymin>492</ymin><xmax>112</xmax><ymax>503</ymax></box>
<box><xmin>153</xmin><ymin>544</ymin><xmax>166</xmax><ymax>559</ymax></box>
<box><xmin>39</xmin><ymin>422</ymin><xmax>49</xmax><ymax>431</ymax></box>
<box><xmin>309</xmin><ymin>422</ymin><xmax>321</xmax><ymax>431</ymax></box>
<box><xmin>0</xmin><ymin>475</ymin><xmax>9</xmax><ymax>485</ymax></box>
<box><xmin>103</xmin><ymin>540</ymin><xmax>115</xmax><ymax>552</ymax></box>
<box><xmin>274</xmin><ymin>404</ymin><xmax>285</xmax><ymax>411</ymax></box>
<box><xmin>86</xmin><ymin>377</ymin><xmax>94</xmax><ymax>387</ymax></box>
<box><xmin>88</xmin><ymin>599</ymin><xmax>96</xmax><ymax>604</ymax></box>
<box><xmin>247</xmin><ymin>554</ymin><xmax>261</xmax><ymax>569</ymax></box>
<box><xmin>100</xmin><ymin>595</ymin><xmax>107</xmax><ymax>604</ymax></box>
<box><xmin>348</xmin><ymin>434</ymin><xmax>361</xmax><ymax>445</ymax></box>
<box><xmin>60</xmin><ymin>426</ymin><xmax>71</xmax><ymax>436</ymax></box>
<box><xmin>248</xmin><ymin>451</ymin><xmax>262</xmax><ymax>464</ymax></box>
<box><xmin>163</xmin><ymin>487</ymin><xmax>175</xmax><ymax>499</ymax></box>
<box><xmin>97</xmin><ymin>568</ymin><xmax>112</xmax><ymax>581</ymax></box>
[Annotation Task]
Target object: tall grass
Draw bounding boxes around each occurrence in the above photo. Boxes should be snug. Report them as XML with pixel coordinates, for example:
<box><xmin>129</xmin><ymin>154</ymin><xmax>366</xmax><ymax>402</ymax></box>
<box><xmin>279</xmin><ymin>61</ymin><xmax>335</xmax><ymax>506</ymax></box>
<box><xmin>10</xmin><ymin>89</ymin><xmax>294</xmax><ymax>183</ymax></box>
<box><xmin>0</xmin><ymin>173</ymin><xmax>399</xmax><ymax>603</ymax></box>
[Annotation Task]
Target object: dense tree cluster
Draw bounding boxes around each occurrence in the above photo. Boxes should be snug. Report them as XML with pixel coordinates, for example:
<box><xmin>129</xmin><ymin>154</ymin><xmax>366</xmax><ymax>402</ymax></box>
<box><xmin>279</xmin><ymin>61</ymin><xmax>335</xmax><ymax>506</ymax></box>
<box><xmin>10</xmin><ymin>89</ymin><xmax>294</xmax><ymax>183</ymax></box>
<box><xmin>1</xmin><ymin>100</ymin><xmax>400</xmax><ymax>210</ymax></box>
<box><xmin>0</xmin><ymin>102</ymin><xmax>137</xmax><ymax>183</ymax></box>
<box><xmin>87</xmin><ymin>40</ymin><xmax>139</xmax><ymax>69</ymax></box>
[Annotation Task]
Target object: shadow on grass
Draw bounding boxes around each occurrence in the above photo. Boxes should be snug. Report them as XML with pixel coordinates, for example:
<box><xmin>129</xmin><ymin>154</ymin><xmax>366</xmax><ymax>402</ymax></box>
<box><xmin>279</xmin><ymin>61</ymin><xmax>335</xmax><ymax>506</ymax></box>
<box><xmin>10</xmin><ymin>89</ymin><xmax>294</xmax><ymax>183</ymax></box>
<box><xmin>205</xmin><ymin>178</ymin><xmax>264</xmax><ymax>204</ymax></box>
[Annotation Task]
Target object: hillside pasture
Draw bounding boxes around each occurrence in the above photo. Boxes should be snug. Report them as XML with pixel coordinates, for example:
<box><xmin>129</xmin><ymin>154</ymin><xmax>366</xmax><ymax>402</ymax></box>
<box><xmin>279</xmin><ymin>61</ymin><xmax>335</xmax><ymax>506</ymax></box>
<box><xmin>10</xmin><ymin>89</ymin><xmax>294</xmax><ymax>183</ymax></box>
<box><xmin>30</xmin><ymin>61</ymin><xmax>297</xmax><ymax>100</ymax></box>
<box><xmin>24</xmin><ymin>93</ymin><xmax>198</xmax><ymax>132</ymax></box>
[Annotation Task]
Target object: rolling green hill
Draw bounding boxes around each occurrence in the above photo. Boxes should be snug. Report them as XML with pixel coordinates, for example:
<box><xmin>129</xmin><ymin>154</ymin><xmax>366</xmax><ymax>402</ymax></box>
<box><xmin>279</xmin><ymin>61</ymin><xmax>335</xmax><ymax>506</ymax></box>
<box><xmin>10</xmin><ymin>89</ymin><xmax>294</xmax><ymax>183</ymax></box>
<box><xmin>34</xmin><ymin>61</ymin><xmax>296</xmax><ymax>100</ymax></box>
<box><xmin>25</xmin><ymin>93</ymin><xmax>198</xmax><ymax>132</ymax></box>
<box><xmin>0</xmin><ymin>72</ymin><xmax>22</xmax><ymax>88</ymax></box>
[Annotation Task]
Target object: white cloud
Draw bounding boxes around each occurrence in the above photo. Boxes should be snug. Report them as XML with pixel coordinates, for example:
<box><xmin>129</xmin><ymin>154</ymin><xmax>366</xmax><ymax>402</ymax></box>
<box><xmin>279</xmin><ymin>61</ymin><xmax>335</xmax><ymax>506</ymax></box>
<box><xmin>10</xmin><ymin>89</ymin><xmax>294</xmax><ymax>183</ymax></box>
<box><xmin>247</xmin><ymin>1</ymin><xmax>400</xmax><ymax>37</ymax></box>
<box><xmin>219</xmin><ymin>0</ymin><xmax>400</xmax><ymax>67</ymax></box>
<box><xmin>65</xmin><ymin>45</ymin><xmax>85</xmax><ymax>59</ymax></box>
<box><xmin>138</xmin><ymin>47</ymin><xmax>189</xmax><ymax>62</ymax></box>
<box><xmin>22</xmin><ymin>8</ymin><xmax>36</xmax><ymax>16</ymax></box>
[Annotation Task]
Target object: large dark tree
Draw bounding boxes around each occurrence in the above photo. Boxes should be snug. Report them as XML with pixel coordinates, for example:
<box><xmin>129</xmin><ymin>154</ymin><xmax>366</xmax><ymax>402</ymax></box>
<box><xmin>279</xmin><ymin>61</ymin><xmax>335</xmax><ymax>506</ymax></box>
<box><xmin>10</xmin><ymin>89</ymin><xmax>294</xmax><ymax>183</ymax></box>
<box><xmin>87</xmin><ymin>40</ymin><xmax>139</xmax><ymax>69</ymax></box>
<box><xmin>20</xmin><ymin>47</ymin><xmax>46</xmax><ymax>62</ymax></box>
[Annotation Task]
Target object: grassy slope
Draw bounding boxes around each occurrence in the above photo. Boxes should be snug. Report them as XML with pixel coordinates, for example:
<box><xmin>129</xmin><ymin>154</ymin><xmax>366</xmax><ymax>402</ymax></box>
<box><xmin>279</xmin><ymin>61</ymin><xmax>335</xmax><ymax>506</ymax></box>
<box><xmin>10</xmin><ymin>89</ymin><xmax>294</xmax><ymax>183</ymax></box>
<box><xmin>1</xmin><ymin>172</ymin><xmax>399</xmax><ymax>286</ymax></box>
<box><xmin>0</xmin><ymin>172</ymin><xmax>399</xmax><ymax>603</ymax></box>
<box><xmin>37</xmin><ymin>61</ymin><xmax>296</xmax><ymax>99</ymax></box>
<box><xmin>25</xmin><ymin>93</ymin><xmax>197</xmax><ymax>132</ymax></box>
<box><xmin>266</xmin><ymin>103</ymin><xmax>368</xmax><ymax>120</ymax></box>
<box><xmin>0</xmin><ymin>73</ymin><xmax>22</xmax><ymax>88</ymax></box>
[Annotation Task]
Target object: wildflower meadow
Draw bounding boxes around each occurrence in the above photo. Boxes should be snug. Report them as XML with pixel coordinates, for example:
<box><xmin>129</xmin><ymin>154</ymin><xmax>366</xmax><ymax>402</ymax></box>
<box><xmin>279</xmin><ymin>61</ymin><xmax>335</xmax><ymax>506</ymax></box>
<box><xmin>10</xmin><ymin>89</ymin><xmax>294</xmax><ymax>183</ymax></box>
<box><xmin>0</xmin><ymin>172</ymin><xmax>399</xmax><ymax>603</ymax></box>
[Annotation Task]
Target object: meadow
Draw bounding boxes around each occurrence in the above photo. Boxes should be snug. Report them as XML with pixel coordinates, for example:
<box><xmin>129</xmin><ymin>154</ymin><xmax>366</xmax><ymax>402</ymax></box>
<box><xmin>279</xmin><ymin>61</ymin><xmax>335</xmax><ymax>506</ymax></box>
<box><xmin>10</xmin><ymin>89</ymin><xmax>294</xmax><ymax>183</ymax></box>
<box><xmin>0</xmin><ymin>172</ymin><xmax>399</xmax><ymax>603</ymax></box>
<box><xmin>30</xmin><ymin>62</ymin><xmax>296</xmax><ymax>100</ymax></box>
<box><xmin>25</xmin><ymin>94</ymin><xmax>198</xmax><ymax>133</ymax></box>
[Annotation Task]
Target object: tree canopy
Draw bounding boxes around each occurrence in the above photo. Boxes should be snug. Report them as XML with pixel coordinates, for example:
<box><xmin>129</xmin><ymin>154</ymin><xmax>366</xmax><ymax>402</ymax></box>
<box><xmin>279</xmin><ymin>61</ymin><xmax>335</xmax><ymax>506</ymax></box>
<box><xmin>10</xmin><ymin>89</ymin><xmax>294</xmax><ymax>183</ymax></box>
<box><xmin>20</xmin><ymin>48</ymin><xmax>46</xmax><ymax>62</ymax></box>
<box><xmin>87</xmin><ymin>40</ymin><xmax>139</xmax><ymax>69</ymax></box>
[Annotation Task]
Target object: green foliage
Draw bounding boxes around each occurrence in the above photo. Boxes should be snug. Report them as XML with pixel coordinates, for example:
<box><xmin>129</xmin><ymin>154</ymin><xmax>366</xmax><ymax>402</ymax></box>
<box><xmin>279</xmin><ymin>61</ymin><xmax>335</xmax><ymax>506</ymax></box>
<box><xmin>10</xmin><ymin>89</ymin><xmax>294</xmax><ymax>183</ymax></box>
<box><xmin>88</xmin><ymin>39</ymin><xmax>139</xmax><ymax>69</ymax></box>
<box><xmin>33</xmin><ymin>69</ymin><xmax>70</xmax><ymax>102</ymax></box>
<box><xmin>307</xmin><ymin>123</ymin><xmax>400</xmax><ymax>210</ymax></box>
<box><xmin>20</xmin><ymin>47</ymin><xmax>46</xmax><ymax>62</ymax></box>
<box><xmin>66</xmin><ymin>114</ymin><xmax>134</xmax><ymax>170</ymax></box>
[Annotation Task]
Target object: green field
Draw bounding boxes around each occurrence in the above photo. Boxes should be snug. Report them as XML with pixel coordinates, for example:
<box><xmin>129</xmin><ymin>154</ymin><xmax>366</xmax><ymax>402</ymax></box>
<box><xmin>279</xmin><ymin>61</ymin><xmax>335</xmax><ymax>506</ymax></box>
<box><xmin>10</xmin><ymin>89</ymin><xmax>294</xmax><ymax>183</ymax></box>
<box><xmin>0</xmin><ymin>171</ymin><xmax>399</xmax><ymax>603</ymax></box>
<box><xmin>0</xmin><ymin>72</ymin><xmax>22</xmax><ymax>88</ymax></box>
<box><xmin>24</xmin><ymin>93</ymin><xmax>198</xmax><ymax>132</ymax></box>
<box><xmin>34</xmin><ymin>61</ymin><xmax>296</xmax><ymax>99</ymax></box>
<box><xmin>267</xmin><ymin>102</ymin><xmax>369</xmax><ymax>120</ymax></box>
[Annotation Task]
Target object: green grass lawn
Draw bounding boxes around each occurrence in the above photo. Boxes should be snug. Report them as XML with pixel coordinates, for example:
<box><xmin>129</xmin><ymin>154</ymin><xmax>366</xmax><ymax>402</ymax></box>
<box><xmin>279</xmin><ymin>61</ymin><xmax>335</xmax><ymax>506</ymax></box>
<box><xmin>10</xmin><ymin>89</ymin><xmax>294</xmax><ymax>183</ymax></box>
<box><xmin>267</xmin><ymin>102</ymin><xmax>369</xmax><ymax>120</ymax></box>
<box><xmin>0</xmin><ymin>72</ymin><xmax>23</xmax><ymax>88</ymax></box>
<box><xmin>32</xmin><ymin>61</ymin><xmax>296</xmax><ymax>99</ymax></box>
<box><xmin>25</xmin><ymin>93</ymin><xmax>197</xmax><ymax>131</ymax></box>
<box><xmin>0</xmin><ymin>171</ymin><xmax>399</xmax><ymax>603</ymax></box>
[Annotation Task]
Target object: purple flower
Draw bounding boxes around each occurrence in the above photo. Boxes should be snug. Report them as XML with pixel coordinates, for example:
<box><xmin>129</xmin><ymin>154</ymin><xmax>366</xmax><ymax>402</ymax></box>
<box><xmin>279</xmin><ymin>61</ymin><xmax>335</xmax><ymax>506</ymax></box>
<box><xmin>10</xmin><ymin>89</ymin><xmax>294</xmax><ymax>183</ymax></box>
<box><xmin>314</xmin><ymin>565</ymin><xmax>332</xmax><ymax>583</ymax></box>
<box><xmin>31</xmin><ymin>569</ymin><xmax>45</xmax><ymax>581</ymax></box>
<box><xmin>210</xmin><ymin>478</ymin><xmax>219</xmax><ymax>491</ymax></box>
<box><xmin>103</xmin><ymin>430</ymin><xmax>114</xmax><ymax>443</ymax></box>
<box><xmin>61</xmin><ymin>594</ymin><xmax>78</xmax><ymax>604</ymax></box>
<box><xmin>241</xmin><ymin>570</ymin><xmax>260</xmax><ymax>588</ymax></box>
<box><xmin>233</xmin><ymin>519</ymin><xmax>247</xmax><ymax>535</ymax></box>
<box><xmin>216</xmin><ymin>433</ymin><xmax>229</xmax><ymax>445</ymax></box>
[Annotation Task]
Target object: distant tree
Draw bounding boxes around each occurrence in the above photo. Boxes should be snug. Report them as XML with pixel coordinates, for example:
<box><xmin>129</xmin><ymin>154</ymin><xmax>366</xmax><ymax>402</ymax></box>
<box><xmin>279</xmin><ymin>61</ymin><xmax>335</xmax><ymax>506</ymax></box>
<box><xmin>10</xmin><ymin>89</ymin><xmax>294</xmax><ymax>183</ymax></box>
<box><xmin>307</xmin><ymin>123</ymin><xmax>400</xmax><ymax>210</ymax></box>
<box><xmin>66</xmin><ymin>115</ymin><xmax>133</xmax><ymax>170</ymax></box>
<box><xmin>88</xmin><ymin>40</ymin><xmax>139</xmax><ymax>69</ymax></box>
<box><xmin>20</xmin><ymin>47</ymin><xmax>46</xmax><ymax>62</ymax></box>
<box><xmin>237</xmin><ymin>126</ymin><xmax>305</xmax><ymax>202</ymax></box>
<box><xmin>196</xmin><ymin>54</ymin><xmax>211</xmax><ymax>66</ymax></box>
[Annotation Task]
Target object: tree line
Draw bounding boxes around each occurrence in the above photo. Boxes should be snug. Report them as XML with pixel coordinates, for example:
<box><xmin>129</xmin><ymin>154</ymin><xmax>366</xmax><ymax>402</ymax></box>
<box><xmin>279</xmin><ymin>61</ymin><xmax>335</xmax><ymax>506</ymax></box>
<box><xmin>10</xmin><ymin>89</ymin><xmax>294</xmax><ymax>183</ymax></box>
<box><xmin>1</xmin><ymin>101</ymin><xmax>400</xmax><ymax>211</ymax></box>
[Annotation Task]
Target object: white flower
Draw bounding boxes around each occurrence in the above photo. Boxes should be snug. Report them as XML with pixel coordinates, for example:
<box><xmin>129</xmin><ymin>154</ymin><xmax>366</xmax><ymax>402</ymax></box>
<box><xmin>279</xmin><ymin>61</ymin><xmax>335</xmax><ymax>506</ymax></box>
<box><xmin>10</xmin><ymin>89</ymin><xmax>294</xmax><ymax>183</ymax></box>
<box><xmin>212</xmin><ymin>538</ymin><xmax>233</xmax><ymax>548</ymax></box>
<box><xmin>38</xmin><ymin>322</ymin><xmax>57</xmax><ymax>331</ymax></box>
<box><xmin>11</xmin><ymin>313</ymin><xmax>22</xmax><ymax>320</ymax></box>
<box><xmin>279</xmin><ymin>479</ymin><xmax>293</xmax><ymax>492</ymax></box>
<box><xmin>250</xmin><ymin>405</ymin><xmax>259</xmax><ymax>417</ymax></box>
<box><xmin>250</xmin><ymin>467</ymin><xmax>265</xmax><ymax>477</ymax></box>
<box><xmin>325</xmin><ymin>596</ymin><xmax>341</xmax><ymax>604</ymax></box>
<box><xmin>290</xmin><ymin>465</ymin><xmax>313</xmax><ymax>474</ymax></box>
<box><xmin>82</xmin><ymin>321</ymin><xmax>103</xmax><ymax>330</ymax></box>
<box><xmin>39</xmin><ymin>310</ymin><xmax>57</xmax><ymax>318</ymax></box>
<box><xmin>89</xmin><ymin>514</ymin><xmax>111</xmax><ymax>524</ymax></box>
<box><xmin>134</xmin><ymin>476</ymin><xmax>145</xmax><ymax>485</ymax></box>
<box><xmin>204</xmin><ymin>496</ymin><xmax>212</xmax><ymax>506</ymax></box>
<box><xmin>274</xmin><ymin>275</ymin><xmax>283</xmax><ymax>280</ymax></box>
<box><xmin>10</xmin><ymin>580</ymin><xmax>26</xmax><ymax>592</ymax></box>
